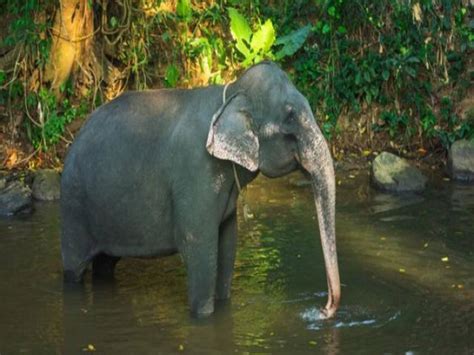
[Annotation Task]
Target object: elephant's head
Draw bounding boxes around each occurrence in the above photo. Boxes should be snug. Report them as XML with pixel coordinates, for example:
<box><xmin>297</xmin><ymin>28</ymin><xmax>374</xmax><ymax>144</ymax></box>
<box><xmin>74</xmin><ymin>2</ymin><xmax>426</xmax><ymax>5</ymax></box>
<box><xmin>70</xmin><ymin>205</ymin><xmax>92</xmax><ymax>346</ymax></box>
<box><xmin>206</xmin><ymin>61</ymin><xmax>340</xmax><ymax>318</ymax></box>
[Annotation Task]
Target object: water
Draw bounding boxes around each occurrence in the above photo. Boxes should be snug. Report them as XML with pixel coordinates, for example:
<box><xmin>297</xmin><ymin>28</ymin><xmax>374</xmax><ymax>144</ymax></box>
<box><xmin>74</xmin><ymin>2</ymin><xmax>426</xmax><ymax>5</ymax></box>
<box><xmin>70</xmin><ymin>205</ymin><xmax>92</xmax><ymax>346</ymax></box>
<box><xmin>0</xmin><ymin>171</ymin><xmax>473</xmax><ymax>353</ymax></box>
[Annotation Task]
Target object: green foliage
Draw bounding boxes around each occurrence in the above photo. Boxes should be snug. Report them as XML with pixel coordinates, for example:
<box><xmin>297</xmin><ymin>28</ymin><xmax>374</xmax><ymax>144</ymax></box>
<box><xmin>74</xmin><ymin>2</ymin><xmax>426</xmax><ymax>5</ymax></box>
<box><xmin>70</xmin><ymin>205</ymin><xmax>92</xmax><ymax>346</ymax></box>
<box><xmin>274</xmin><ymin>25</ymin><xmax>311</xmax><ymax>60</ymax></box>
<box><xmin>228</xmin><ymin>8</ymin><xmax>276</xmax><ymax>66</ymax></box>
<box><xmin>0</xmin><ymin>0</ymin><xmax>472</xmax><ymax>155</ymax></box>
<box><xmin>164</xmin><ymin>65</ymin><xmax>180</xmax><ymax>88</ymax></box>
<box><xmin>228</xmin><ymin>8</ymin><xmax>309</xmax><ymax>67</ymax></box>
<box><xmin>0</xmin><ymin>0</ymin><xmax>87</xmax><ymax>152</ymax></box>
<box><xmin>228</xmin><ymin>8</ymin><xmax>253</xmax><ymax>45</ymax></box>
<box><xmin>176</xmin><ymin>0</ymin><xmax>193</xmax><ymax>22</ymax></box>
<box><xmin>286</xmin><ymin>0</ymin><xmax>473</xmax><ymax>147</ymax></box>
<box><xmin>436</xmin><ymin>97</ymin><xmax>474</xmax><ymax>147</ymax></box>
<box><xmin>374</xmin><ymin>111</ymin><xmax>409</xmax><ymax>139</ymax></box>
<box><xmin>24</xmin><ymin>85</ymin><xmax>88</xmax><ymax>151</ymax></box>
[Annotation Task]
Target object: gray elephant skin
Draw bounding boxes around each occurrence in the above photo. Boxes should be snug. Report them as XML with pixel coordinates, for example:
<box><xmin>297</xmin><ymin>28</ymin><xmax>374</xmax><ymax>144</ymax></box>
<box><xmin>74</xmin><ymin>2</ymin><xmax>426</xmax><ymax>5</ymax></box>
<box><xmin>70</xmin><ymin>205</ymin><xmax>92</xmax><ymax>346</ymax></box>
<box><xmin>61</xmin><ymin>61</ymin><xmax>340</xmax><ymax>318</ymax></box>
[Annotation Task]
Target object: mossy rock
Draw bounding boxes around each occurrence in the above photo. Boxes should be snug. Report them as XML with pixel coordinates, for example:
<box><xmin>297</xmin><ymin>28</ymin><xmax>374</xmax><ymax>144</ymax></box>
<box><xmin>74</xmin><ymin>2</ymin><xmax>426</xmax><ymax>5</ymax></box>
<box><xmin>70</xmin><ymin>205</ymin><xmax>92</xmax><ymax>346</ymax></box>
<box><xmin>0</xmin><ymin>180</ymin><xmax>33</xmax><ymax>216</ymax></box>
<box><xmin>448</xmin><ymin>139</ymin><xmax>474</xmax><ymax>183</ymax></box>
<box><xmin>371</xmin><ymin>152</ymin><xmax>427</xmax><ymax>193</ymax></box>
<box><xmin>32</xmin><ymin>169</ymin><xmax>61</xmax><ymax>201</ymax></box>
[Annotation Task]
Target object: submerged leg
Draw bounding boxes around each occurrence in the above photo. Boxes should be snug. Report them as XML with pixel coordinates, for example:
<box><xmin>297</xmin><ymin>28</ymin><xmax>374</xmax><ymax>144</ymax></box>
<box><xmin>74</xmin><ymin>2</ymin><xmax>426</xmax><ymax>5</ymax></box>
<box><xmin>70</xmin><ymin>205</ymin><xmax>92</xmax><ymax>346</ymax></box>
<box><xmin>179</xmin><ymin>227</ymin><xmax>219</xmax><ymax>317</ymax></box>
<box><xmin>61</xmin><ymin>213</ymin><xmax>95</xmax><ymax>283</ymax></box>
<box><xmin>62</xmin><ymin>239</ymin><xmax>92</xmax><ymax>283</ymax></box>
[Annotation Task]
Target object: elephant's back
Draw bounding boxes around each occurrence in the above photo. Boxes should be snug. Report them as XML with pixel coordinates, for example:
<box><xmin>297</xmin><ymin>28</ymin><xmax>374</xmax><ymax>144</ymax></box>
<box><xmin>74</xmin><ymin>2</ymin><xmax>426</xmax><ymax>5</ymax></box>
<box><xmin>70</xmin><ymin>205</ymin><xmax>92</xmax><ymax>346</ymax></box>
<box><xmin>65</xmin><ymin>90</ymin><xmax>186</xmax><ymax>174</ymax></box>
<box><xmin>70</xmin><ymin>90</ymin><xmax>178</xmax><ymax>154</ymax></box>
<box><xmin>65</xmin><ymin>87</ymin><xmax>219</xmax><ymax>171</ymax></box>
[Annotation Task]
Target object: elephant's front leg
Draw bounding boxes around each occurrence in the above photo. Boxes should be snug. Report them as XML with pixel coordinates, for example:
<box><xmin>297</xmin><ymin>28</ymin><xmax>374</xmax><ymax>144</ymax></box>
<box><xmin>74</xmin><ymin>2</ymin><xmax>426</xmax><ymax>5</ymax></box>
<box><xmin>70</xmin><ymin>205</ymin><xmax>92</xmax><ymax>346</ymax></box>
<box><xmin>179</xmin><ymin>227</ymin><xmax>219</xmax><ymax>317</ymax></box>
<box><xmin>216</xmin><ymin>212</ymin><xmax>237</xmax><ymax>300</ymax></box>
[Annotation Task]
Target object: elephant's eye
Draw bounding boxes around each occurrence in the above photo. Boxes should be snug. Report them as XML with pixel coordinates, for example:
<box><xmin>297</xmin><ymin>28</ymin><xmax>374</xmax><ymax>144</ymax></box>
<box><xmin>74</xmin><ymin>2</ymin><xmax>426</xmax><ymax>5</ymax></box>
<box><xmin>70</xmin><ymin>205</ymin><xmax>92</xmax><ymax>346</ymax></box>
<box><xmin>284</xmin><ymin>106</ymin><xmax>296</xmax><ymax>124</ymax></box>
<box><xmin>282</xmin><ymin>106</ymin><xmax>297</xmax><ymax>135</ymax></box>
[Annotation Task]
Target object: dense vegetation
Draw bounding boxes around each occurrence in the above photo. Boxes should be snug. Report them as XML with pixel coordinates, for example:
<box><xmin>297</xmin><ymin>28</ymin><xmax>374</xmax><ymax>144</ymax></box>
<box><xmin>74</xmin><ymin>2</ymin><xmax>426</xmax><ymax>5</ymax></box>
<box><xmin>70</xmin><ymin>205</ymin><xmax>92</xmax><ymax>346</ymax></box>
<box><xmin>0</xmin><ymin>0</ymin><xmax>472</xmax><ymax>167</ymax></box>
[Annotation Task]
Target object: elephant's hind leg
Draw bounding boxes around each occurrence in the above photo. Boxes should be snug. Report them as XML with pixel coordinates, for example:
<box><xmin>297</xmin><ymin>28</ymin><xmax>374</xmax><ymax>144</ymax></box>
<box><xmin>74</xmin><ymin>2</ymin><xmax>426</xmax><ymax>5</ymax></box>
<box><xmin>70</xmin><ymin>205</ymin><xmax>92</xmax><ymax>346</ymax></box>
<box><xmin>62</xmin><ymin>237</ymin><xmax>95</xmax><ymax>283</ymax></box>
<box><xmin>62</xmin><ymin>245</ymin><xmax>92</xmax><ymax>283</ymax></box>
<box><xmin>61</xmin><ymin>214</ymin><xmax>96</xmax><ymax>283</ymax></box>
<box><xmin>92</xmin><ymin>253</ymin><xmax>120</xmax><ymax>280</ymax></box>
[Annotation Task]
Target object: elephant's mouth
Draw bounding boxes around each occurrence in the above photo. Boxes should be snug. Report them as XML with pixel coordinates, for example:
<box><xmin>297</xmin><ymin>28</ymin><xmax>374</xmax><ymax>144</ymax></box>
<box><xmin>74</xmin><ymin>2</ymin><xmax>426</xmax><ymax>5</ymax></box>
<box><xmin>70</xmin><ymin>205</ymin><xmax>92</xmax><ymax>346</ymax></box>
<box><xmin>258</xmin><ymin>159</ymin><xmax>298</xmax><ymax>178</ymax></box>
<box><xmin>258</xmin><ymin>148</ymin><xmax>298</xmax><ymax>178</ymax></box>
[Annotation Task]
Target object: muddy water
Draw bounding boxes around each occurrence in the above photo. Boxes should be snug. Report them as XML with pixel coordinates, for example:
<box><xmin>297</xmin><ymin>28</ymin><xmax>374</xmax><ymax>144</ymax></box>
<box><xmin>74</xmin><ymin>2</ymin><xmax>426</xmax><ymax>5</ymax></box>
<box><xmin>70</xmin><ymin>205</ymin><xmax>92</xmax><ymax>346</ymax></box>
<box><xmin>0</xmin><ymin>172</ymin><xmax>473</xmax><ymax>353</ymax></box>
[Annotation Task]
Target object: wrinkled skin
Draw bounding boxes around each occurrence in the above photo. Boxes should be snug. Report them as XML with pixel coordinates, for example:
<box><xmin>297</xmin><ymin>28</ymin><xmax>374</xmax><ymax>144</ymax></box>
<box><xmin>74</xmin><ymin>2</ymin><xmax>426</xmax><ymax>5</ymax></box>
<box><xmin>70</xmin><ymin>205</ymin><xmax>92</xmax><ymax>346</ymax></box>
<box><xmin>61</xmin><ymin>61</ymin><xmax>340</xmax><ymax>318</ymax></box>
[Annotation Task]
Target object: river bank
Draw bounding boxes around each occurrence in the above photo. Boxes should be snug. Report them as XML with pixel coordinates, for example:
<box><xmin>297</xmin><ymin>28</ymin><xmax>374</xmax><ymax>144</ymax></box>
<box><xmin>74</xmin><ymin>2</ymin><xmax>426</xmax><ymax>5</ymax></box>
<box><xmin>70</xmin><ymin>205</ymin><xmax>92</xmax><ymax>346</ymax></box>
<box><xmin>2</xmin><ymin>140</ymin><xmax>473</xmax><ymax>217</ymax></box>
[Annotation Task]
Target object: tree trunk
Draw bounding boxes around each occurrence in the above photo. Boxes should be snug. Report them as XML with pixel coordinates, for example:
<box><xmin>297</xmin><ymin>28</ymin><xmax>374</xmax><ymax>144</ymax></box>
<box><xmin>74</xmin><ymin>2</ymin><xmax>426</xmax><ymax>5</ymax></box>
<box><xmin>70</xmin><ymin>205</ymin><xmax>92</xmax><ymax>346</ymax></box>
<box><xmin>44</xmin><ymin>0</ymin><xmax>95</xmax><ymax>95</ymax></box>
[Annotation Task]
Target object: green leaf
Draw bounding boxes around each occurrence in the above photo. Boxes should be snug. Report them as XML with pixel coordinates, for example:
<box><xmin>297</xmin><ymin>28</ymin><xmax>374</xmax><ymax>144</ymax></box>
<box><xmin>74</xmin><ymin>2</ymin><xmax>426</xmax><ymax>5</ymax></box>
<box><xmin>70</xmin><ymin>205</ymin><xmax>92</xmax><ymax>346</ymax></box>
<box><xmin>370</xmin><ymin>86</ymin><xmax>379</xmax><ymax>97</ymax></box>
<box><xmin>337</xmin><ymin>25</ymin><xmax>347</xmax><ymax>34</ymax></box>
<box><xmin>250</xmin><ymin>19</ymin><xmax>275</xmax><ymax>54</ymax></box>
<box><xmin>406</xmin><ymin>56</ymin><xmax>421</xmax><ymax>63</ymax></box>
<box><xmin>366</xmin><ymin>92</ymin><xmax>372</xmax><ymax>104</ymax></box>
<box><xmin>328</xmin><ymin>6</ymin><xmax>336</xmax><ymax>17</ymax></box>
<box><xmin>322</xmin><ymin>23</ymin><xmax>330</xmax><ymax>34</ymax></box>
<box><xmin>109</xmin><ymin>16</ymin><xmax>118</xmax><ymax>28</ymax></box>
<box><xmin>275</xmin><ymin>25</ymin><xmax>311</xmax><ymax>60</ymax></box>
<box><xmin>164</xmin><ymin>65</ymin><xmax>179</xmax><ymax>88</ymax></box>
<box><xmin>176</xmin><ymin>0</ymin><xmax>192</xmax><ymax>21</ymax></box>
<box><xmin>235</xmin><ymin>39</ymin><xmax>251</xmax><ymax>58</ymax></box>
<box><xmin>241</xmin><ymin>52</ymin><xmax>256</xmax><ymax>68</ymax></box>
<box><xmin>228</xmin><ymin>8</ymin><xmax>252</xmax><ymax>44</ymax></box>
<box><xmin>382</xmin><ymin>70</ymin><xmax>390</xmax><ymax>81</ymax></box>
<box><xmin>363</xmin><ymin>71</ymin><xmax>371</xmax><ymax>82</ymax></box>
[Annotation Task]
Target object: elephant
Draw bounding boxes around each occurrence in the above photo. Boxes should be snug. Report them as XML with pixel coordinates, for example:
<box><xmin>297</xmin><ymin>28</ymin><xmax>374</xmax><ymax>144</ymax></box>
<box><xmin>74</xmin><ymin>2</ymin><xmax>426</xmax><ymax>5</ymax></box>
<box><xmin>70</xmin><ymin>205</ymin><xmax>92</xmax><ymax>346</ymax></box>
<box><xmin>60</xmin><ymin>61</ymin><xmax>340</xmax><ymax>318</ymax></box>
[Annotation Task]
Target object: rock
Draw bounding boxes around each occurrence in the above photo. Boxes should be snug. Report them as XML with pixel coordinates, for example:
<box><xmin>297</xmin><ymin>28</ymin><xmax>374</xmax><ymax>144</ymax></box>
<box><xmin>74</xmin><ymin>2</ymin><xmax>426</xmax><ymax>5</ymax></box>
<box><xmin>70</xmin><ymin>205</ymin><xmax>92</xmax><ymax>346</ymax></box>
<box><xmin>371</xmin><ymin>152</ymin><xmax>427</xmax><ymax>193</ymax></box>
<box><xmin>448</xmin><ymin>139</ymin><xmax>474</xmax><ymax>182</ymax></box>
<box><xmin>0</xmin><ymin>180</ymin><xmax>33</xmax><ymax>216</ymax></box>
<box><xmin>32</xmin><ymin>169</ymin><xmax>61</xmax><ymax>201</ymax></box>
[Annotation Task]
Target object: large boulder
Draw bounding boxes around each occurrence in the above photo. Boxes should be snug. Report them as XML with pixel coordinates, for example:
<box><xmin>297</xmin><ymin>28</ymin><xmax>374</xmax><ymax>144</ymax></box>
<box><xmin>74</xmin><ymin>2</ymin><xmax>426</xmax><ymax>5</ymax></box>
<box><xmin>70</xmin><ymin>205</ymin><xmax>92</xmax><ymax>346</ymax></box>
<box><xmin>371</xmin><ymin>152</ymin><xmax>427</xmax><ymax>193</ymax></box>
<box><xmin>448</xmin><ymin>139</ymin><xmax>474</xmax><ymax>182</ymax></box>
<box><xmin>0</xmin><ymin>180</ymin><xmax>33</xmax><ymax>216</ymax></box>
<box><xmin>32</xmin><ymin>169</ymin><xmax>61</xmax><ymax>201</ymax></box>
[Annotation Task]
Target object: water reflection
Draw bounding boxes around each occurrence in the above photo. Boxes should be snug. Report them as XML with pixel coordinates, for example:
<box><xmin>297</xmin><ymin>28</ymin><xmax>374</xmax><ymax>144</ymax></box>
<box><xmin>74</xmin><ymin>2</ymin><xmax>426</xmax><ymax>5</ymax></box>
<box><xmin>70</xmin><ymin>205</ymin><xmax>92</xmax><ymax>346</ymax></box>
<box><xmin>369</xmin><ymin>193</ymin><xmax>425</xmax><ymax>215</ymax></box>
<box><xmin>0</xmin><ymin>173</ymin><xmax>473</xmax><ymax>353</ymax></box>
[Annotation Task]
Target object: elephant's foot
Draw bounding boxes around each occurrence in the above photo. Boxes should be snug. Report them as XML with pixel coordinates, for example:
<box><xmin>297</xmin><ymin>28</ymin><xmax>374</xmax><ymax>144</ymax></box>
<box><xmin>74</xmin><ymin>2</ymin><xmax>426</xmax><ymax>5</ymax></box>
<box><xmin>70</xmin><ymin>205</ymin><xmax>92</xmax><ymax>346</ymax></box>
<box><xmin>63</xmin><ymin>269</ymin><xmax>85</xmax><ymax>283</ymax></box>
<box><xmin>190</xmin><ymin>298</ymin><xmax>215</xmax><ymax>318</ymax></box>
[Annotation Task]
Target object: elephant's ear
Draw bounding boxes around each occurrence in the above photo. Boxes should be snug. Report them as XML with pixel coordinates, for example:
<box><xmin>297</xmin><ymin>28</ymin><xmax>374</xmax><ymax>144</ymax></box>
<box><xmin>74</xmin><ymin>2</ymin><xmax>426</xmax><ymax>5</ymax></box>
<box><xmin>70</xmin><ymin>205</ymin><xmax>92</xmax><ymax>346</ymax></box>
<box><xmin>206</xmin><ymin>93</ymin><xmax>259</xmax><ymax>171</ymax></box>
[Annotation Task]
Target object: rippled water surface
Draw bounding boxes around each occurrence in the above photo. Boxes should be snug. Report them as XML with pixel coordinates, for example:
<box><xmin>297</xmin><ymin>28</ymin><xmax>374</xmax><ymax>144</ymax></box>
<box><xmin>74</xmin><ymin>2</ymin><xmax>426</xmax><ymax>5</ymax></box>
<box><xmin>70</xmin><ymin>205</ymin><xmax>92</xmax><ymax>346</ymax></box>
<box><xmin>0</xmin><ymin>172</ymin><xmax>473</xmax><ymax>353</ymax></box>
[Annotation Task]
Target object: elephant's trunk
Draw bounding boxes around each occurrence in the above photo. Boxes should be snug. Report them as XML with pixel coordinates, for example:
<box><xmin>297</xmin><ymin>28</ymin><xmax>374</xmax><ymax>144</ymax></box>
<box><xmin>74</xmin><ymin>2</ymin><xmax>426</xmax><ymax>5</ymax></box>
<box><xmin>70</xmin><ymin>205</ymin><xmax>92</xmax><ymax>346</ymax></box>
<box><xmin>297</xmin><ymin>114</ymin><xmax>340</xmax><ymax>319</ymax></box>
